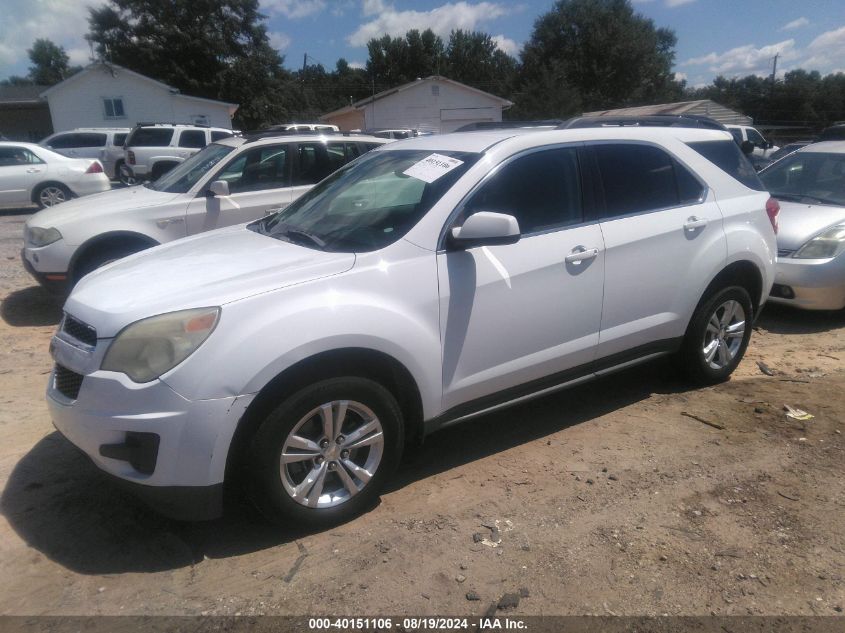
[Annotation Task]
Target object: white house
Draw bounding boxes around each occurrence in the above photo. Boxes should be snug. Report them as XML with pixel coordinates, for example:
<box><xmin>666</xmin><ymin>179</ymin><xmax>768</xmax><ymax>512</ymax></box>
<box><xmin>320</xmin><ymin>76</ymin><xmax>513</xmax><ymax>133</ymax></box>
<box><xmin>41</xmin><ymin>63</ymin><xmax>238</xmax><ymax>131</ymax></box>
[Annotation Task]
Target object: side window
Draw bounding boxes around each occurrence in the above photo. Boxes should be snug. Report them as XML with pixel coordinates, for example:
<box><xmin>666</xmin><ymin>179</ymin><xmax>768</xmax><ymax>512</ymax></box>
<box><xmin>463</xmin><ymin>147</ymin><xmax>583</xmax><ymax>234</ymax></box>
<box><xmin>593</xmin><ymin>143</ymin><xmax>680</xmax><ymax>218</ymax></box>
<box><xmin>292</xmin><ymin>142</ymin><xmax>333</xmax><ymax>186</ymax></box>
<box><xmin>729</xmin><ymin>129</ymin><xmax>743</xmax><ymax>144</ymax></box>
<box><xmin>46</xmin><ymin>134</ymin><xmax>77</xmax><ymax>149</ymax></box>
<box><xmin>0</xmin><ymin>147</ymin><xmax>43</xmax><ymax>166</ymax></box>
<box><xmin>686</xmin><ymin>140</ymin><xmax>766</xmax><ymax>191</ymax></box>
<box><xmin>215</xmin><ymin>145</ymin><xmax>290</xmax><ymax>193</ymax></box>
<box><xmin>746</xmin><ymin>128</ymin><xmax>766</xmax><ymax>147</ymax></box>
<box><xmin>179</xmin><ymin>130</ymin><xmax>207</xmax><ymax>148</ymax></box>
<box><xmin>327</xmin><ymin>142</ymin><xmax>348</xmax><ymax>171</ymax></box>
<box><xmin>211</xmin><ymin>130</ymin><xmax>232</xmax><ymax>142</ymax></box>
<box><xmin>127</xmin><ymin>128</ymin><xmax>174</xmax><ymax>147</ymax></box>
<box><xmin>676</xmin><ymin>160</ymin><xmax>706</xmax><ymax>204</ymax></box>
<box><xmin>112</xmin><ymin>133</ymin><xmax>127</xmax><ymax>147</ymax></box>
<box><xmin>345</xmin><ymin>143</ymin><xmax>362</xmax><ymax>160</ymax></box>
<box><xmin>75</xmin><ymin>133</ymin><xmax>107</xmax><ymax>148</ymax></box>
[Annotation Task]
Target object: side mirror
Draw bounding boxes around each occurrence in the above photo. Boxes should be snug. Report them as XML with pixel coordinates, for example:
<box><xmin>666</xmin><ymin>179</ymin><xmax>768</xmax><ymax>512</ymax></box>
<box><xmin>207</xmin><ymin>180</ymin><xmax>230</xmax><ymax>197</ymax></box>
<box><xmin>740</xmin><ymin>140</ymin><xmax>755</xmax><ymax>156</ymax></box>
<box><xmin>450</xmin><ymin>211</ymin><xmax>520</xmax><ymax>248</ymax></box>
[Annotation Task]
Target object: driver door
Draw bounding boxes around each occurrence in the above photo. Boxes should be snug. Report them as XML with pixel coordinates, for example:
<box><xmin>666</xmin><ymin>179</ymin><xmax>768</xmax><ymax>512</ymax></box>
<box><xmin>437</xmin><ymin>146</ymin><xmax>605</xmax><ymax>411</ymax></box>
<box><xmin>184</xmin><ymin>143</ymin><xmax>294</xmax><ymax>235</ymax></box>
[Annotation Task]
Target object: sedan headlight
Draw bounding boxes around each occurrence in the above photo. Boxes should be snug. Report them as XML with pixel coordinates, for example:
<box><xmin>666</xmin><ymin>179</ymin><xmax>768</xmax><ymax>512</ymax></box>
<box><xmin>27</xmin><ymin>226</ymin><xmax>62</xmax><ymax>247</ymax></box>
<box><xmin>794</xmin><ymin>224</ymin><xmax>845</xmax><ymax>259</ymax></box>
<box><xmin>102</xmin><ymin>307</ymin><xmax>220</xmax><ymax>382</ymax></box>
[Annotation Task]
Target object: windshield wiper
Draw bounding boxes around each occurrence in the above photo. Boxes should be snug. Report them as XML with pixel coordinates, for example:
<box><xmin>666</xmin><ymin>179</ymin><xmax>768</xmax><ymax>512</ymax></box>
<box><xmin>773</xmin><ymin>192</ymin><xmax>844</xmax><ymax>206</ymax></box>
<box><xmin>271</xmin><ymin>222</ymin><xmax>327</xmax><ymax>249</ymax></box>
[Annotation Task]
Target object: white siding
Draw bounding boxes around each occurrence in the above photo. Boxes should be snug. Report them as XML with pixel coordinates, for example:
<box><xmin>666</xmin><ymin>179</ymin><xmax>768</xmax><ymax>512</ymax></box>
<box><xmin>45</xmin><ymin>66</ymin><xmax>234</xmax><ymax>131</ymax></box>
<box><xmin>362</xmin><ymin>79</ymin><xmax>504</xmax><ymax>133</ymax></box>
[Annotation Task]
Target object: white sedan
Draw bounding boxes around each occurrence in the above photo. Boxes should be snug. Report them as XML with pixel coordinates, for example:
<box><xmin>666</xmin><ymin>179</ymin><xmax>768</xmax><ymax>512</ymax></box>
<box><xmin>0</xmin><ymin>142</ymin><xmax>111</xmax><ymax>209</ymax></box>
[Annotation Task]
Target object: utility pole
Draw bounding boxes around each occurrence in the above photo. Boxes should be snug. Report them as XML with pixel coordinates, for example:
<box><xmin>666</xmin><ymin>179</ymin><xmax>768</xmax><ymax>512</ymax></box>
<box><xmin>770</xmin><ymin>52</ymin><xmax>779</xmax><ymax>97</ymax></box>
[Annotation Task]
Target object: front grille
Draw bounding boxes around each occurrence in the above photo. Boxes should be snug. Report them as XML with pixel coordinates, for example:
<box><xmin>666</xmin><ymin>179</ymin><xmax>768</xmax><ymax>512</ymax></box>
<box><xmin>777</xmin><ymin>248</ymin><xmax>795</xmax><ymax>258</ymax></box>
<box><xmin>62</xmin><ymin>314</ymin><xmax>97</xmax><ymax>347</ymax></box>
<box><xmin>54</xmin><ymin>364</ymin><xmax>84</xmax><ymax>400</ymax></box>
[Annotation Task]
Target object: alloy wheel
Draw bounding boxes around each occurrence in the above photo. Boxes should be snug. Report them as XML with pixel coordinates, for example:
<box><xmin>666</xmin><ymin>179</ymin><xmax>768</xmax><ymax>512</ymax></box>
<box><xmin>280</xmin><ymin>400</ymin><xmax>384</xmax><ymax>508</ymax></box>
<box><xmin>701</xmin><ymin>299</ymin><xmax>746</xmax><ymax>370</ymax></box>
<box><xmin>39</xmin><ymin>186</ymin><xmax>67</xmax><ymax>207</ymax></box>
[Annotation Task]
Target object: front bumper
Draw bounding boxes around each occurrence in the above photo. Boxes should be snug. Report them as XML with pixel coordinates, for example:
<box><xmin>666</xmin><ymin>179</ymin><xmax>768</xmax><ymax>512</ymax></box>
<box><xmin>47</xmin><ymin>333</ymin><xmax>254</xmax><ymax>520</ymax></box>
<box><xmin>20</xmin><ymin>248</ymin><xmax>70</xmax><ymax>294</ymax></box>
<box><xmin>768</xmin><ymin>254</ymin><xmax>845</xmax><ymax>310</ymax></box>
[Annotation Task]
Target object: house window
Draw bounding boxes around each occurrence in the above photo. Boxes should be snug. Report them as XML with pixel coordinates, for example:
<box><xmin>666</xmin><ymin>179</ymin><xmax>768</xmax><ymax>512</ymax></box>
<box><xmin>431</xmin><ymin>85</ymin><xmax>440</xmax><ymax>96</ymax></box>
<box><xmin>103</xmin><ymin>97</ymin><xmax>125</xmax><ymax>119</ymax></box>
<box><xmin>192</xmin><ymin>115</ymin><xmax>210</xmax><ymax>126</ymax></box>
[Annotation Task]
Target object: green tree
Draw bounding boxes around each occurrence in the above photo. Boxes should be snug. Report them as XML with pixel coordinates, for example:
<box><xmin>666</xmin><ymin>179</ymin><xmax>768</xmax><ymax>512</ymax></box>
<box><xmin>87</xmin><ymin>0</ymin><xmax>290</xmax><ymax>129</ymax></box>
<box><xmin>27</xmin><ymin>39</ymin><xmax>78</xmax><ymax>85</ymax></box>
<box><xmin>366</xmin><ymin>29</ymin><xmax>445</xmax><ymax>88</ymax></box>
<box><xmin>444</xmin><ymin>30</ymin><xmax>516</xmax><ymax>97</ymax></box>
<box><xmin>514</xmin><ymin>0</ymin><xmax>681</xmax><ymax>118</ymax></box>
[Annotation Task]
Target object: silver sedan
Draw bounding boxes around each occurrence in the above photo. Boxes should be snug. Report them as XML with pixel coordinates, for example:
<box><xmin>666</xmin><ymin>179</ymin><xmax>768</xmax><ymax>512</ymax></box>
<box><xmin>759</xmin><ymin>142</ymin><xmax>845</xmax><ymax>310</ymax></box>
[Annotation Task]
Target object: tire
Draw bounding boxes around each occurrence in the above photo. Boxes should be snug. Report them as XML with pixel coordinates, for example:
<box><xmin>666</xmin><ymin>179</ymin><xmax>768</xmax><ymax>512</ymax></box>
<box><xmin>247</xmin><ymin>377</ymin><xmax>404</xmax><ymax>528</ymax></box>
<box><xmin>677</xmin><ymin>285</ymin><xmax>754</xmax><ymax>385</ymax></box>
<box><xmin>35</xmin><ymin>183</ymin><xmax>71</xmax><ymax>209</ymax></box>
<box><xmin>73</xmin><ymin>242</ymin><xmax>149</xmax><ymax>283</ymax></box>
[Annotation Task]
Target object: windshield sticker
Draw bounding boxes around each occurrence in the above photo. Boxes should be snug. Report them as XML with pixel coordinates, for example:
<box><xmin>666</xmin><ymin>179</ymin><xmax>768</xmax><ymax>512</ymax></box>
<box><xmin>403</xmin><ymin>153</ymin><xmax>464</xmax><ymax>183</ymax></box>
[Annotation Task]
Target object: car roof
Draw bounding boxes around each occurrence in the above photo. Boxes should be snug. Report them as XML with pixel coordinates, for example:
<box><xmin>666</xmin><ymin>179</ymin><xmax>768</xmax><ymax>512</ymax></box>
<box><xmin>216</xmin><ymin>133</ymin><xmax>392</xmax><ymax>148</ymax></box>
<box><xmin>0</xmin><ymin>141</ymin><xmax>41</xmax><ymax>149</ymax></box>
<box><xmin>795</xmin><ymin>141</ymin><xmax>845</xmax><ymax>154</ymax></box>
<box><xmin>376</xmin><ymin>126</ymin><xmax>734</xmax><ymax>154</ymax></box>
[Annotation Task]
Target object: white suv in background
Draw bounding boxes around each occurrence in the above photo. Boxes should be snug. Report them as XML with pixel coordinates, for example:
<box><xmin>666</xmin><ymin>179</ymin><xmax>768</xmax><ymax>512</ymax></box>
<box><xmin>121</xmin><ymin>123</ymin><xmax>235</xmax><ymax>184</ymax></box>
<box><xmin>22</xmin><ymin>133</ymin><xmax>390</xmax><ymax>292</ymax></box>
<box><xmin>46</xmin><ymin>120</ymin><xmax>777</xmax><ymax>526</ymax></box>
<box><xmin>40</xmin><ymin>128</ymin><xmax>130</xmax><ymax>181</ymax></box>
<box><xmin>726</xmin><ymin>124</ymin><xmax>779</xmax><ymax>158</ymax></box>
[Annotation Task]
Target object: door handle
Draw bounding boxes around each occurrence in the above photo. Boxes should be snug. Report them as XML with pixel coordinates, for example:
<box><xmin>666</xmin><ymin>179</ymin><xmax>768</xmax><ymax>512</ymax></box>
<box><xmin>565</xmin><ymin>246</ymin><xmax>599</xmax><ymax>264</ymax></box>
<box><xmin>684</xmin><ymin>216</ymin><xmax>709</xmax><ymax>230</ymax></box>
<box><xmin>26</xmin><ymin>168</ymin><xmax>41</xmax><ymax>173</ymax></box>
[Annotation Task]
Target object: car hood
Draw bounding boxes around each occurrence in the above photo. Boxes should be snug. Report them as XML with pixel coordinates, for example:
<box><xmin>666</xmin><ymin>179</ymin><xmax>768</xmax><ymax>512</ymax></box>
<box><xmin>27</xmin><ymin>185</ymin><xmax>180</xmax><ymax>228</ymax></box>
<box><xmin>65</xmin><ymin>225</ymin><xmax>356</xmax><ymax>338</ymax></box>
<box><xmin>776</xmin><ymin>200</ymin><xmax>845</xmax><ymax>251</ymax></box>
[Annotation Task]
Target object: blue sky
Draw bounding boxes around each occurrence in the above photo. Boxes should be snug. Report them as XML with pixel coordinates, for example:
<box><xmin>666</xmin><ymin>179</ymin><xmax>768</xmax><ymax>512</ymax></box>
<box><xmin>2</xmin><ymin>0</ymin><xmax>845</xmax><ymax>89</ymax></box>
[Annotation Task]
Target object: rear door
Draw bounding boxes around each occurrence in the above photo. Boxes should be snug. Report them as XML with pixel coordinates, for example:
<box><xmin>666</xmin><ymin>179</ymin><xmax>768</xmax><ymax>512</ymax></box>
<box><xmin>0</xmin><ymin>146</ymin><xmax>44</xmax><ymax>206</ymax></box>
<box><xmin>587</xmin><ymin>141</ymin><xmax>726</xmax><ymax>361</ymax></box>
<box><xmin>438</xmin><ymin>145</ymin><xmax>605</xmax><ymax>411</ymax></box>
<box><xmin>185</xmin><ymin>143</ymin><xmax>293</xmax><ymax>234</ymax></box>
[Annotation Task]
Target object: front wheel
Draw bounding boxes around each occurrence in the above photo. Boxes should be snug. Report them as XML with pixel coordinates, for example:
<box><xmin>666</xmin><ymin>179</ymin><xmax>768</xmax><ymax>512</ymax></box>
<box><xmin>247</xmin><ymin>377</ymin><xmax>404</xmax><ymax>528</ymax></box>
<box><xmin>677</xmin><ymin>286</ymin><xmax>753</xmax><ymax>385</ymax></box>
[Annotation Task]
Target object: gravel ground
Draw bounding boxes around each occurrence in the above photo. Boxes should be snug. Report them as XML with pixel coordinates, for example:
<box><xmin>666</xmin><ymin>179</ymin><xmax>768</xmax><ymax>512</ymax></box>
<box><xmin>0</xmin><ymin>207</ymin><xmax>843</xmax><ymax>618</ymax></box>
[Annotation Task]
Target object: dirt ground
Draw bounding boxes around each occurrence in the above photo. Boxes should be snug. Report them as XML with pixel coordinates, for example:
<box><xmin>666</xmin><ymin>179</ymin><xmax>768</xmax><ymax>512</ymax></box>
<box><xmin>0</xmin><ymin>207</ymin><xmax>843</xmax><ymax>618</ymax></box>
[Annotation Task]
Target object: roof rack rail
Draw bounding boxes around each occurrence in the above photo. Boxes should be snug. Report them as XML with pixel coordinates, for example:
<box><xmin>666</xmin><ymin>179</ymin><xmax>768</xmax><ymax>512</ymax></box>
<box><xmin>558</xmin><ymin>114</ymin><xmax>727</xmax><ymax>131</ymax></box>
<box><xmin>132</xmin><ymin>122</ymin><xmax>212</xmax><ymax>128</ymax></box>
<box><xmin>455</xmin><ymin>120</ymin><xmax>564</xmax><ymax>132</ymax></box>
<box><xmin>241</xmin><ymin>129</ymin><xmax>372</xmax><ymax>143</ymax></box>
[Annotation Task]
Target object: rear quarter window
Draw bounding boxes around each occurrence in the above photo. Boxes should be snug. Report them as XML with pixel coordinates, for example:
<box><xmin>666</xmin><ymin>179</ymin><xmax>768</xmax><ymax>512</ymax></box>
<box><xmin>686</xmin><ymin>140</ymin><xmax>766</xmax><ymax>191</ymax></box>
<box><xmin>127</xmin><ymin>128</ymin><xmax>174</xmax><ymax>147</ymax></box>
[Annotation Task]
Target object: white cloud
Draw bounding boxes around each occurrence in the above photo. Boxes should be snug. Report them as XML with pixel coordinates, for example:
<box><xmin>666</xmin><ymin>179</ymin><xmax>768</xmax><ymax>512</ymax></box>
<box><xmin>665</xmin><ymin>0</ymin><xmax>696</xmax><ymax>7</ymax></box>
<box><xmin>261</xmin><ymin>0</ymin><xmax>327</xmax><ymax>19</ymax></box>
<box><xmin>780</xmin><ymin>17</ymin><xmax>809</xmax><ymax>31</ymax></box>
<box><xmin>491</xmin><ymin>34</ymin><xmax>518</xmax><ymax>56</ymax></box>
<box><xmin>0</xmin><ymin>0</ymin><xmax>106</xmax><ymax>73</ymax></box>
<box><xmin>674</xmin><ymin>71</ymin><xmax>687</xmax><ymax>82</ymax></box>
<box><xmin>268</xmin><ymin>31</ymin><xmax>292</xmax><ymax>51</ymax></box>
<box><xmin>348</xmin><ymin>1</ymin><xmax>512</xmax><ymax>47</ymax></box>
<box><xmin>348</xmin><ymin>60</ymin><xmax>366</xmax><ymax>69</ymax></box>
<box><xmin>684</xmin><ymin>39</ymin><xmax>798</xmax><ymax>76</ymax></box>
<box><xmin>803</xmin><ymin>25</ymin><xmax>845</xmax><ymax>71</ymax></box>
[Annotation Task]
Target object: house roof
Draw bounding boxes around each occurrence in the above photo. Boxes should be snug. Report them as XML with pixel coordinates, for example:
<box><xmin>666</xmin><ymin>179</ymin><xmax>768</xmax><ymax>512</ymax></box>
<box><xmin>320</xmin><ymin>75</ymin><xmax>513</xmax><ymax>121</ymax></box>
<box><xmin>40</xmin><ymin>62</ymin><xmax>238</xmax><ymax>114</ymax></box>
<box><xmin>0</xmin><ymin>85</ymin><xmax>48</xmax><ymax>105</ymax></box>
<box><xmin>584</xmin><ymin>99</ymin><xmax>751</xmax><ymax>125</ymax></box>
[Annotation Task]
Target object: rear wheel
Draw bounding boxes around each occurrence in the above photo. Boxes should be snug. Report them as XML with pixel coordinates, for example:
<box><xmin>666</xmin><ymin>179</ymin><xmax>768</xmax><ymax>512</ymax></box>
<box><xmin>678</xmin><ymin>286</ymin><xmax>753</xmax><ymax>385</ymax></box>
<box><xmin>35</xmin><ymin>183</ymin><xmax>71</xmax><ymax>208</ymax></box>
<box><xmin>247</xmin><ymin>377</ymin><xmax>403</xmax><ymax>528</ymax></box>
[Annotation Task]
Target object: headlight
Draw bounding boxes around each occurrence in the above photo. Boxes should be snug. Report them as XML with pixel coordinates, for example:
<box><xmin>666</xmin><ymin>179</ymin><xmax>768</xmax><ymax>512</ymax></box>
<box><xmin>102</xmin><ymin>307</ymin><xmax>220</xmax><ymax>382</ymax></box>
<box><xmin>27</xmin><ymin>226</ymin><xmax>62</xmax><ymax>247</ymax></box>
<box><xmin>794</xmin><ymin>224</ymin><xmax>845</xmax><ymax>259</ymax></box>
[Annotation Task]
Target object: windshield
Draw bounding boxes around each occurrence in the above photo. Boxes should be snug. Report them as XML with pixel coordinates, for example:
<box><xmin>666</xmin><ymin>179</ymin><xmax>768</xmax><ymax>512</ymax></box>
<box><xmin>250</xmin><ymin>149</ymin><xmax>480</xmax><ymax>252</ymax></box>
<box><xmin>146</xmin><ymin>143</ymin><xmax>235</xmax><ymax>194</ymax></box>
<box><xmin>759</xmin><ymin>151</ymin><xmax>845</xmax><ymax>206</ymax></box>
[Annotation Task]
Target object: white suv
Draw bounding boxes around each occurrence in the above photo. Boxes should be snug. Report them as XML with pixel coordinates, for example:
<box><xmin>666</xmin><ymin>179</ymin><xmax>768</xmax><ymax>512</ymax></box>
<box><xmin>121</xmin><ymin>123</ymin><xmax>235</xmax><ymax>184</ymax></box>
<box><xmin>40</xmin><ymin>128</ymin><xmax>130</xmax><ymax>181</ymax></box>
<box><xmin>23</xmin><ymin>133</ymin><xmax>389</xmax><ymax>292</ymax></box>
<box><xmin>46</xmin><ymin>123</ymin><xmax>777</xmax><ymax>525</ymax></box>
